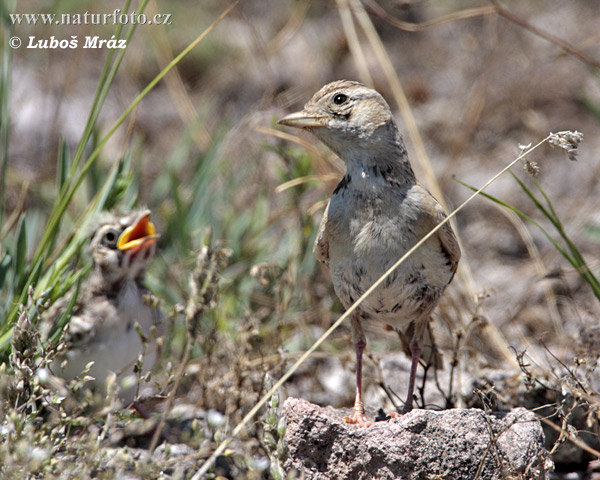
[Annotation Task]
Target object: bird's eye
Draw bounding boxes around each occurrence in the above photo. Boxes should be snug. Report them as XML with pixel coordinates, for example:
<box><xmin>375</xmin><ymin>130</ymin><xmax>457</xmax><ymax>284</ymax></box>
<box><xmin>101</xmin><ymin>229</ymin><xmax>120</xmax><ymax>248</ymax></box>
<box><xmin>332</xmin><ymin>93</ymin><xmax>348</xmax><ymax>105</ymax></box>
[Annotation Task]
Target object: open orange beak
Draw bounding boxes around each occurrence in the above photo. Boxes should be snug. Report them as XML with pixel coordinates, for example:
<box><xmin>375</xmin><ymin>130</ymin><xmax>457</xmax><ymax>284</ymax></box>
<box><xmin>117</xmin><ymin>212</ymin><xmax>160</xmax><ymax>252</ymax></box>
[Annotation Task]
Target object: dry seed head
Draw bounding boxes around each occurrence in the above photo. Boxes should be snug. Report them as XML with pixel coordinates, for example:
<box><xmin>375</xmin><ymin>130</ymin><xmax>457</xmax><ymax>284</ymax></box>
<box><xmin>548</xmin><ymin>130</ymin><xmax>583</xmax><ymax>161</ymax></box>
<box><xmin>523</xmin><ymin>160</ymin><xmax>540</xmax><ymax>176</ymax></box>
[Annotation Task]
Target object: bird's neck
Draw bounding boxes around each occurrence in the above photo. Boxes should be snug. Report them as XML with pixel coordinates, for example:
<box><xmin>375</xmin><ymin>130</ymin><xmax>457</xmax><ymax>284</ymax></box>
<box><xmin>88</xmin><ymin>266</ymin><xmax>144</xmax><ymax>299</ymax></box>
<box><xmin>339</xmin><ymin>121</ymin><xmax>416</xmax><ymax>187</ymax></box>
<box><xmin>343</xmin><ymin>147</ymin><xmax>416</xmax><ymax>188</ymax></box>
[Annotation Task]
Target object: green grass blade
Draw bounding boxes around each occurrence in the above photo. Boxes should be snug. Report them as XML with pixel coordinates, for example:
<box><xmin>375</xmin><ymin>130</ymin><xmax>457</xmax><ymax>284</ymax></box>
<box><xmin>48</xmin><ymin>139</ymin><xmax>71</xmax><ymax>254</ymax></box>
<box><xmin>529</xmin><ymin>176</ymin><xmax>598</xmax><ymax>286</ymax></box>
<box><xmin>509</xmin><ymin>172</ymin><xmax>560</xmax><ymax>230</ymax></box>
<box><xmin>56</xmin><ymin>139</ymin><xmax>70</xmax><ymax>195</ymax></box>
<box><xmin>38</xmin><ymin>154</ymin><xmax>133</xmax><ymax>295</ymax></box>
<box><xmin>0</xmin><ymin>1</ymin><xmax>13</xmax><ymax>226</ymax></box>
<box><xmin>531</xmin><ymin>176</ymin><xmax>562</xmax><ymax>227</ymax></box>
<box><xmin>0</xmin><ymin>1</ymin><xmax>12</xmax><ymax>25</ymax></box>
<box><xmin>13</xmin><ymin>215</ymin><xmax>27</xmax><ymax>293</ymax></box>
<box><xmin>100</xmin><ymin>153</ymin><xmax>134</xmax><ymax>211</ymax></box>
<box><xmin>0</xmin><ymin>251</ymin><xmax>11</xmax><ymax>291</ymax></box>
<box><xmin>526</xmin><ymin>175</ymin><xmax>600</xmax><ymax>297</ymax></box>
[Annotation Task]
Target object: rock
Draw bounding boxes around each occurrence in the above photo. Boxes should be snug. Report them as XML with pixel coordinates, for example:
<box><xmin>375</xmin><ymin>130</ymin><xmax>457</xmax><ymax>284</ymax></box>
<box><xmin>282</xmin><ymin>397</ymin><xmax>552</xmax><ymax>480</ymax></box>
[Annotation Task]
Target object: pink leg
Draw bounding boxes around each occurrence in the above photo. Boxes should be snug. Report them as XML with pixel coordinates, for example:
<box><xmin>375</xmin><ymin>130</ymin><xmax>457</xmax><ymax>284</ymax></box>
<box><xmin>345</xmin><ymin>337</ymin><xmax>373</xmax><ymax>427</ymax></box>
<box><xmin>402</xmin><ymin>340</ymin><xmax>421</xmax><ymax>413</ymax></box>
<box><xmin>344</xmin><ymin>313</ymin><xmax>372</xmax><ymax>427</ymax></box>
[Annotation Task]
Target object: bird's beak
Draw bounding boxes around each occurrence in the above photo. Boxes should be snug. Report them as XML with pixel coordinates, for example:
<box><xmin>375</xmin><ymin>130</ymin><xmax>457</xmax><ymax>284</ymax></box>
<box><xmin>278</xmin><ymin>111</ymin><xmax>326</xmax><ymax>128</ymax></box>
<box><xmin>117</xmin><ymin>212</ymin><xmax>160</xmax><ymax>251</ymax></box>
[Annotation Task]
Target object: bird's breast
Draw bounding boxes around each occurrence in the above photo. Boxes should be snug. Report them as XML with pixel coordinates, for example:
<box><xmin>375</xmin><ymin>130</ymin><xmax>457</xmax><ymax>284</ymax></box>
<box><xmin>324</xmin><ymin>183</ymin><xmax>452</xmax><ymax>326</ymax></box>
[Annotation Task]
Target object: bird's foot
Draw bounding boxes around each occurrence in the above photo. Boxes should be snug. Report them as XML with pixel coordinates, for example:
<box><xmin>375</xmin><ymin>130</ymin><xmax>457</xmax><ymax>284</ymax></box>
<box><xmin>401</xmin><ymin>400</ymin><xmax>414</xmax><ymax>415</ymax></box>
<box><xmin>374</xmin><ymin>405</ymin><xmax>414</xmax><ymax>422</ymax></box>
<box><xmin>344</xmin><ymin>406</ymin><xmax>373</xmax><ymax>428</ymax></box>
<box><xmin>380</xmin><ymin>405</ymin><xmax>414</xmax><ymax>419</ymax></box>
<box><xmin>373</xmin><ymin>409</ymin><xmax>403</xmax><ymax>422</ymax></box>
<box><xmin>374</xmin><ymin>409</ymin><xmax>400</xmax><ymax>421</ymax></box>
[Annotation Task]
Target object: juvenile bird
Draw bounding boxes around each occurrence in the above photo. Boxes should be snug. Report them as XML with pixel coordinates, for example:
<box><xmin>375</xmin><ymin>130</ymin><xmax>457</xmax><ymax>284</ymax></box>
<box><xmin>50</xmin><ymin>210</ymin><xmax>164</xmax><ymax>405</ymax></box>
<box><xmin>279</xmin><ymin>80</ymin><xmax>460</xmax><ymax>426</ymax></box>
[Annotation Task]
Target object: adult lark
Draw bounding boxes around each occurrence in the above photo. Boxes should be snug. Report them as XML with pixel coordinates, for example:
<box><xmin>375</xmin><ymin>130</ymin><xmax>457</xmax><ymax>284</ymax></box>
<box><xmin>279</xmin><ymin>80</ymin><xmax>460</xmax><ymax>426</ymax></box>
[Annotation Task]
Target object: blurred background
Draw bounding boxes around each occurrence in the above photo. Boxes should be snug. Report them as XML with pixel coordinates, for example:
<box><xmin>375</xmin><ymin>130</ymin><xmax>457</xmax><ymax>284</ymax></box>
<box><xmin>1</xmin><ymin>0</ymin><xmax>600</xmax><ymax>478</ymax></box>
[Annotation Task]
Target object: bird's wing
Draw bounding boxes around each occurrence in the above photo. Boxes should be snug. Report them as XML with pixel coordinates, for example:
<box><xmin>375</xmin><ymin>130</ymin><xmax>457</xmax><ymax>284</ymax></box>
<box><xmin>54</xmin><ymin>288</ymin><xmax>116</xmax><ymax>348</ymax></box>
<box><xmin>313</xmin><ymin>200</ymin><xmax>331</xmax><ymax>268</ymax></box>
<box><xmin>41</xmin><ymin>290</ymin><xmax>85</xmax><ymax>344</ymax></box>
<box><xmin>413</xmin><ymin>183</ymin><xmax>461</xmax><ymax>276</ymax></box>
<box><xmin>432</xmin><ymin>201</ymin><xmax>461</xmax><ymax>277</ymax></box>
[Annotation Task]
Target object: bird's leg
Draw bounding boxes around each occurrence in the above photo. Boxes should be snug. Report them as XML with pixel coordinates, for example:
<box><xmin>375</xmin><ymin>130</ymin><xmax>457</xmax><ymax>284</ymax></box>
<box><xmin>402</xmin><ymin>339</ymin><xmax>421</xmax><ymax>414</ymax></box>
<box><xmin>344</xmin><ymin>312</ymin><xmax>372</xmax><ymax>427</ymax></box>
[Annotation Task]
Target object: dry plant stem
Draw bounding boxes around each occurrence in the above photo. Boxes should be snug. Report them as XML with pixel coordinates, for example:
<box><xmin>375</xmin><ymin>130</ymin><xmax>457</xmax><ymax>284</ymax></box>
<box><xmin>192</xmin><ymin>136</ymin><xmax>552</xmax><ymax>478</ymax></box>
<box><xmin>490</xmin><ymin>0</ymin><xmax>600</xmax><ymax>69</ymax></box>
<box><xmin>276</xmin><ymin>173</ymin><xmax>340</xmax><ymax>193</ymax></box>
<box><xmin>449</xmin><ymin>75</ymin><xmax>488</xmax><ymax>160</ymax></box>
<box><xmin>266</xmin><ymin>0</ymin><xmax>311</xmax><ymax>55</ymax></box>
<box><xmin>0</xmin><ymin>180</ymin><xmax>28</xmax><ymax>242</ymax></box>
<box><xmin>371</xmin><ymin>352</ymin><xmax>403</xmax><ymax>412</ymax></box>
<box><xmin>151</xmin><ymin>239</ymin><xmax>230</xmax><ymax>454</ymax></box>
<box><xmin>337</xmin><ymin>0</ymin><xmax>373</xmax><ymax>86</ymax></box>
<box><xmin>365</xmin><ymin>0</ymin><xmax>600</xmax><ymax>69</ymax></box>
<box><xmin>474</xmin><ymin>429</ymin><xmax>494</xmax><ymax>479</ymax></box>
<box><xmin>416</xmin><ymin>361</ymin><xmax>431</xmax><ymax>409</ymax></box>
<box><xmin>516</xmin><ymin>349</ymin><xmax>600</xmax><ymax>457</ymax></box>
<box><xmin>538</xmin><ymin>413</ymin><xmax>600</xmax><ymax>458</ymax></box>
<box><xmin>378</xmin><ymin>380</ymin><xmax>402</xmax><ymax>413</ymax></box>
<box><xmin>364</xmin><ymin>0</ymin><xmax>497</xmax><ymax>32</ymax></box>
<box><xmin>550</xmin><ymin>401</ymin><xmax>578</xmax><ymax>456</ymax></box>
<box><xmin>255</xmin><ymin>125</ymin><xmax>326</xmax><ymax>161</ymax></box>
<box><xmin>475</xmin><ymin>400</ymin><xmax>516</xmax><ymax>480</ymax></box>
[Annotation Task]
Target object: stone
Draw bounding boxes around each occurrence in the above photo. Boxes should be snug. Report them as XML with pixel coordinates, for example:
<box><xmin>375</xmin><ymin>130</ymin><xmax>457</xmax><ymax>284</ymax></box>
<box><xmin>282</xmin><ymin>397</ymin><xmax>552</xmax><ymax>480</ymax></box>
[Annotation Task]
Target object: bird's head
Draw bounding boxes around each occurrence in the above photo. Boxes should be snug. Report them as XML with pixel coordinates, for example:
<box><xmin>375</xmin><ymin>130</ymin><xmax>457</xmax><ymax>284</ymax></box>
<box><xmin>278</xmin><ymin>80</ymin><xmax>406</xmax><ymax>165</ymax></box>
<box><xmin>90</xmin><ymin>210</ymin><xmax>159</xmax><ymax>290</ymax></box>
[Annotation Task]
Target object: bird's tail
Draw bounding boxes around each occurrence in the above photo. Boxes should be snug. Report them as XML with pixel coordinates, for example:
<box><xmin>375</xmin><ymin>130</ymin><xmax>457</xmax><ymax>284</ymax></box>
<box><xmin>420</xmin><ymin>320</ymin><xmax>444</xmax><ymax>370</ymax></box>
